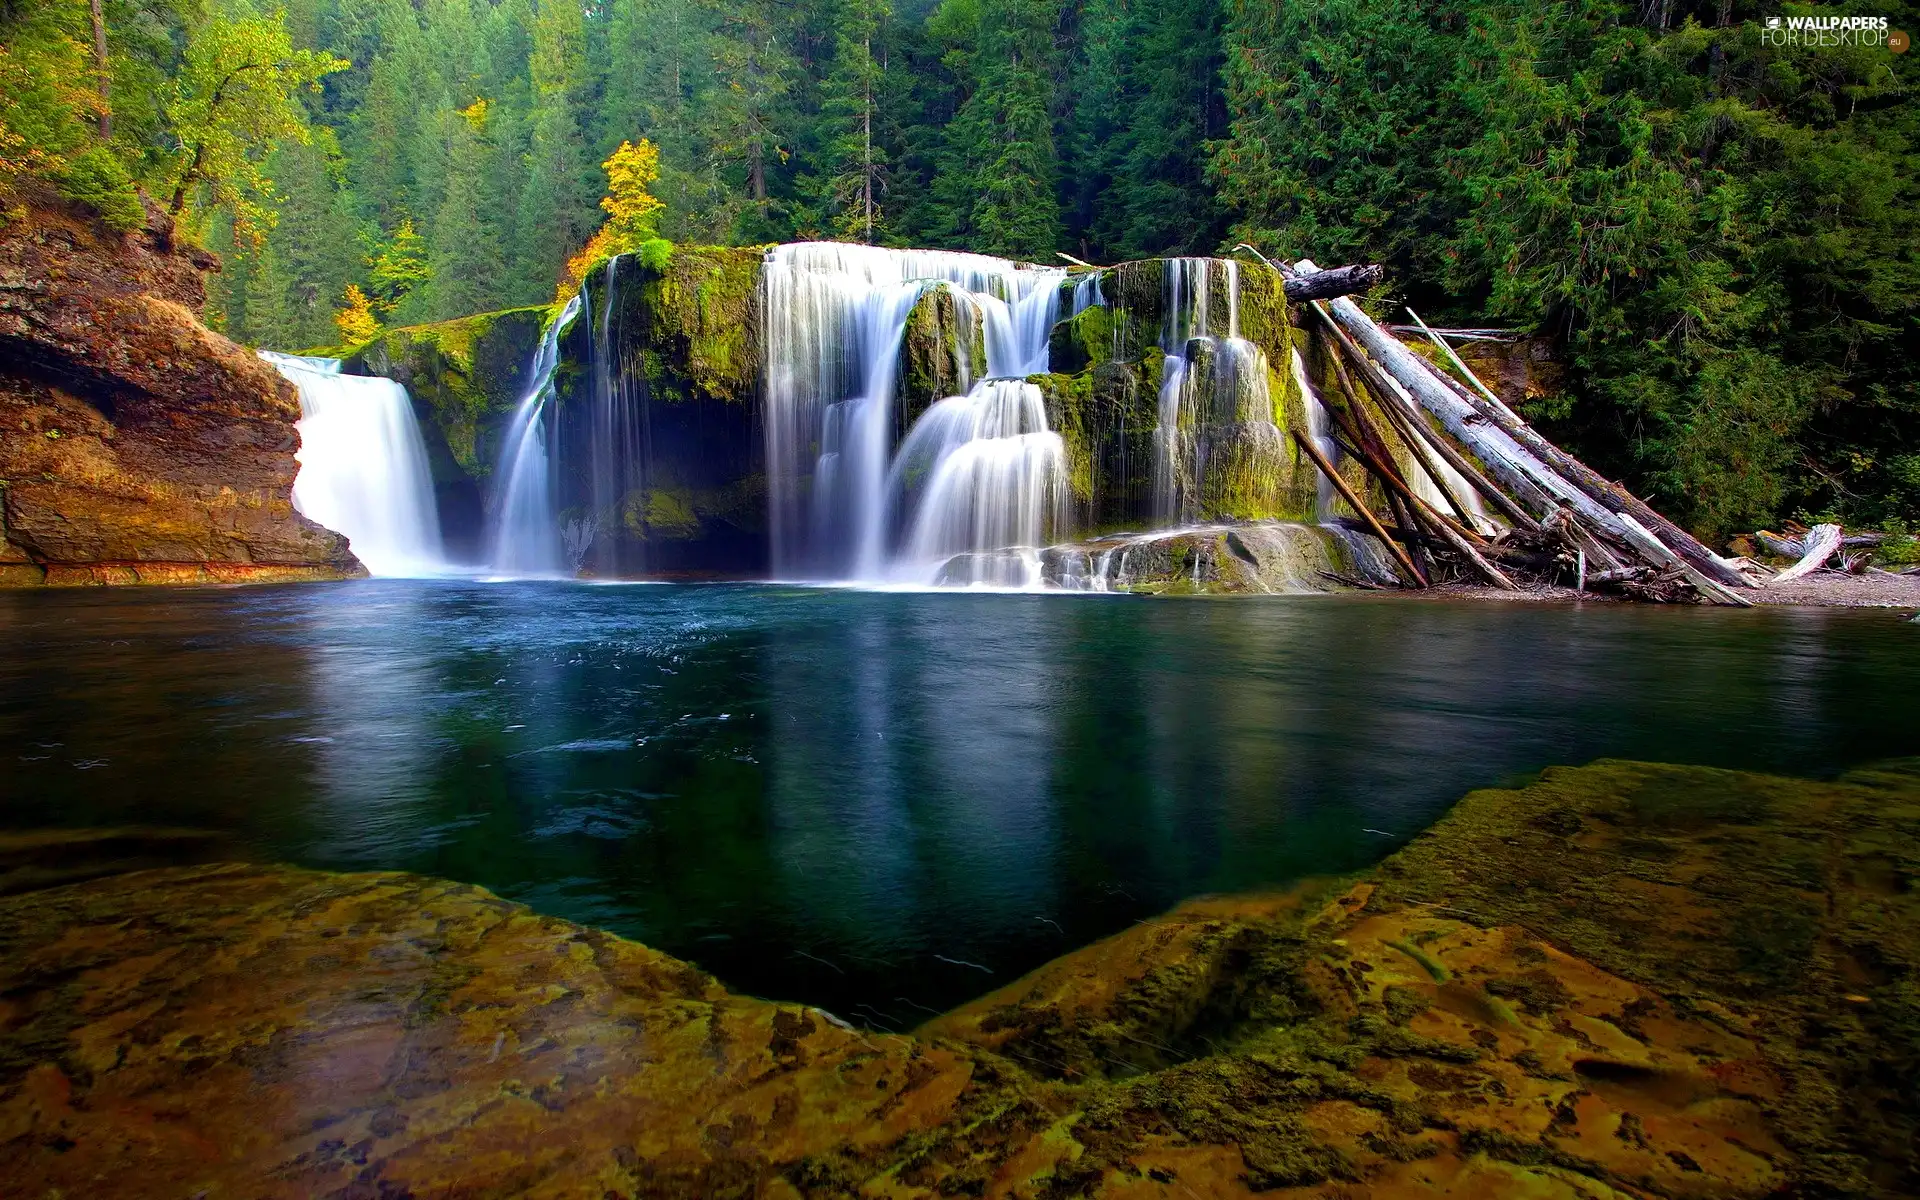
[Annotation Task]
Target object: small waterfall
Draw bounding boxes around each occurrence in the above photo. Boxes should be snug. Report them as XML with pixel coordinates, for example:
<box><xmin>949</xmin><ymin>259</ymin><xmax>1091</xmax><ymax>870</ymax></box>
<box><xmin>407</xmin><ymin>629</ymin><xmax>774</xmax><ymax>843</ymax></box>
<box><xmin>1148</xmin><ymin>259</ymin><xmax>1280</xmax><ymax>526</ymax></box>
<box><xmin>891</xmin><ymin>379</ymin><xmax>1068</xmax><ymax>585</ymax></box>
<box><xmin>580</xmin><ymin>257</ymin><xmax>653</xmax><ymax>576</ymax></box>
<box><xmin>1070</xmin><ymin>272</ymin><xmax>1104</xmax><ymax>316</ymax></box>
<box><xmin>760</xmin><ymin>243</ymin><xmax>1065</xmax><ymax>580</ymax></box>
<box><xmin>488</xmin><ymin>293</ymin><xmax>584</xmax><ymax>575</ymax></box>
<box><xmin>1293</xmin><ymin>348</ymin><xmax>1340</xmax><ymax>522</ymax></box>
<box><xmin>262</xmin><ymin>351</ymin><xmax>446</xmax><ymax>578</ymax></box>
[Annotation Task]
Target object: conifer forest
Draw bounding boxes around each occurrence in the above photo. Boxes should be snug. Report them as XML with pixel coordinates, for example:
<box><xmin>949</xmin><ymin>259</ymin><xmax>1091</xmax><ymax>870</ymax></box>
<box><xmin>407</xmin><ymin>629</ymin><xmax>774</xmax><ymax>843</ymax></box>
<box><xmin>3</xmin><ymin>0</ymin><xmax>1917</xmax><ymax>538</ymax></box>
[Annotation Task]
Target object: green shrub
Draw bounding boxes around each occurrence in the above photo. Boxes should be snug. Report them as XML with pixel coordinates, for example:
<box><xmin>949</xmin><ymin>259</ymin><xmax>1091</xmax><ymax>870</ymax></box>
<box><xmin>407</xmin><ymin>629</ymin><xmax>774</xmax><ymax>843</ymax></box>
<box><xmin>638</xmin><ymin>237</ymin><xmax>673</xmax><ymax>272</ymax></box>
<box><xmin>53</xmin><ymin>147</ymin><xmax>144</xmax><ymax>232</ymax></box>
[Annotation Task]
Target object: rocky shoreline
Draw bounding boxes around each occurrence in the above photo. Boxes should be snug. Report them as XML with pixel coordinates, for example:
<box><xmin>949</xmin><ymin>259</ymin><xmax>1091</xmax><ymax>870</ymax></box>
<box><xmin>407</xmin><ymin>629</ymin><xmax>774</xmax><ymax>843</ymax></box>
<box><xmin>2</xmin><ymin>758</ymin><xmax>1913</xmax><ymax>1197</ymax></box>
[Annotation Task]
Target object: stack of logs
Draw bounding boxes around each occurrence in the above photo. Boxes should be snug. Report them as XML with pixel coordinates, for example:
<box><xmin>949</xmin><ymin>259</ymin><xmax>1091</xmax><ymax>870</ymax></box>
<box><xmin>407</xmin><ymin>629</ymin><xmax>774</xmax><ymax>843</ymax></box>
<box><xmin>1271</xmin><ymin>256</ymin><xmax>1757</xmax><ymax>606</ymax></box>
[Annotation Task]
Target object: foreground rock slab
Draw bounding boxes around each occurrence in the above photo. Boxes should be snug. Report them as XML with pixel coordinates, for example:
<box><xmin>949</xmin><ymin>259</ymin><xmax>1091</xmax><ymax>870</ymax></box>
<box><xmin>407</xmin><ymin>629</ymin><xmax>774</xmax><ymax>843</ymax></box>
<box><xmin>2</xmin><ymin>758</ymin><xmax>1915</xmax><ymax>1197</ymax></box>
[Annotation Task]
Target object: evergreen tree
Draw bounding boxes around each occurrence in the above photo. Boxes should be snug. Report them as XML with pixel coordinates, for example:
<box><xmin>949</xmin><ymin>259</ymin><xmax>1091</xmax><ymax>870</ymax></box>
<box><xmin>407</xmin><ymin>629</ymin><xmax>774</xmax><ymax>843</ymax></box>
<box><xmin>431</xmin><ymin>99</ymin><xmax>508</xmax><ymax>318</ymax></box>
<box><xmin>805</xmin><ymin>0</ymin><xmax>892</xmax><ymax>242</ymax></box>
<box><xmin>933</xmin><ymin>0</ymin><xmax>1062</xmax><ymax>259</ymax></box>
<box><xmin>513</xmin><ymin>0</ymin><xmax>596</xmax><ymax>295</ymax></box>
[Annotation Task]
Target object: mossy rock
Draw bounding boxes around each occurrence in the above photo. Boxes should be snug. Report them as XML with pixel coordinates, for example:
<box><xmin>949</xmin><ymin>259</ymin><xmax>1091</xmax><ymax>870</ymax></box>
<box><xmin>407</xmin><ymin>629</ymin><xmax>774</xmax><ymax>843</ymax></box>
<box><xmin>1030</xmin><ymin>362</ymin><xmax>1159</xmax><ymax>532</ymax></box>
<box><xmin>580</xmin><ymin>243</ymin><xmax>768</xmax><ymax>407</ymax></box>
<box><xmin>1047</xmin><ymin>303</ymin><xmax>1114</xmax><ymax>375</ymax></box>
<box><xmin>901</xmin><ymin>283</ymin><xmax>985</xmax><ymax>424</ymax></box>
<box><xmin>344</xmin><ymin>305</ymin><xmax>549</xmax><ymax>481</ymax></box>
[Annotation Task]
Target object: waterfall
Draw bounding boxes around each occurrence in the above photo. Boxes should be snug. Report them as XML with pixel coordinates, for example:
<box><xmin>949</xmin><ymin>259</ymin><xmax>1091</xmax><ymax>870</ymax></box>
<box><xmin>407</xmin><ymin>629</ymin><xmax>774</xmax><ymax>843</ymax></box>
<box><xmin>488</xmin><ymin>293</ymin><xmax>583</xmax><ymax>576</ymax></box>
<box><xmin>581</xmin><ymin>257</ymin><xmax>652</xmax><ymax>576</ymax></box>
<box><xmin>1070</xmin><ymin>272</ymin><xmax>1104</xmax><ymax>316</ymax></box>
<box><xmin>891</xmin><ymin>379</ymin><xmax>1068</xmax><ymax>586</ymax></box>
<box><xmin>1149</xmin><ymin>259</ymin><xmax>1278</xmax><ymax>526</ymax></box>
<box><xmin>759</xmin><ymin>242</ymin><xmax>1065</xmax><ymax>581</ymax></box>
<box><xmin>262</xmin><ymin>351</ymin><xmax>446</xmax><ymax>578</ymax></box>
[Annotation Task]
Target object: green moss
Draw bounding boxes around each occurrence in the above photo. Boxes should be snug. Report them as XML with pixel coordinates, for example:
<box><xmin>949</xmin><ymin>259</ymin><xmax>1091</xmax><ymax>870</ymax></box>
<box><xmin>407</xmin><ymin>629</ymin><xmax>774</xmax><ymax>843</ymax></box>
<box><xmin>345</xmin><ymin>305</ymin><xmax>549</xmax><ymax>480</ymax></box>
<box><xmin>626</xmin><ymin>243</ymin><xmax>766</xmax><ymax>406</ymax></box>
<box><xmin>901</xmin><ymin>285</ymin><xmax>981</xmax><ymax>422</ymax></box>
<box><xmin>1047</xmin><ymin>304</ymin><xmax>1114</xmax><ymax>374</ymax></box>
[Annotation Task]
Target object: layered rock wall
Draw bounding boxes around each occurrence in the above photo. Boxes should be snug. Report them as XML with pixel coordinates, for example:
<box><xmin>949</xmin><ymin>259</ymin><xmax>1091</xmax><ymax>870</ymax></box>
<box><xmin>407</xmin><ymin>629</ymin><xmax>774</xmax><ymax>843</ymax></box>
<box><xmin>0</xmin><ymin>189</ymin><xmax>361</xmax><ymax>586</ymax></box>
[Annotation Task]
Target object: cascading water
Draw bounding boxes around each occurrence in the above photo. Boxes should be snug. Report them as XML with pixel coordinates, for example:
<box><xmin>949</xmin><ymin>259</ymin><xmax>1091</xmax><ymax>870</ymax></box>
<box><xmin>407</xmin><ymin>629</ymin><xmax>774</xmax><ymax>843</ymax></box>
<box><xmin>1150</xmin><ymin>257</ymin><xmax>1281</xmax><ymax>525</ymax></box>
<box><xmin>488</xmin><ymin>293</ymin><xmax>583</xmax><ymax>576</ymax></box>
<box><xmin>261</xmin><ymin>351</ymin><xmax>446</xmax><ymax>577</ymax></box>
<box><xmin>892</xmin><ymin>380</ymin><xmax>1068</xmax><ymax>586</ymax></box>
<box><xmin>760</xmin><ymin>243</ymin><xmax>1067</xmax><ymax>582</ymax></box>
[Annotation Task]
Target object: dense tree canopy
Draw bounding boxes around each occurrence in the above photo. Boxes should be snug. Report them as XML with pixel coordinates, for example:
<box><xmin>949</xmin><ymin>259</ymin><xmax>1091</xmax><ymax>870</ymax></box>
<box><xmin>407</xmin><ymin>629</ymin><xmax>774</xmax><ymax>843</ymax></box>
<box><xmin>1</xmin><ymin>0</ymin><xmax>1914</xmax><ymax>535</ymax></box>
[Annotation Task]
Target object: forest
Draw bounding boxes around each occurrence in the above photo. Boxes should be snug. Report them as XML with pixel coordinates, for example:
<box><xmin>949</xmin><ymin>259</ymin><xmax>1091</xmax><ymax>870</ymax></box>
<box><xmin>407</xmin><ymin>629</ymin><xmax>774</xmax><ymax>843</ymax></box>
<box><xmin>1</xmin><ymin>0</ymin><xmax>1915</xmax><ymax>538</ymax></box>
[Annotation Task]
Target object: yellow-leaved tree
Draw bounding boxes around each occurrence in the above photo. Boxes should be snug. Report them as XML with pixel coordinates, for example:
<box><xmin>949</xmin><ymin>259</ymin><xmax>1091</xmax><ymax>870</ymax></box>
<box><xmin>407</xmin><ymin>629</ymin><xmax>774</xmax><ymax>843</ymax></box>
<box><xmin>163</xmin><ymin>8</ymin><xmax>347</xmax><ymax>247</ymax></box>
<box><xmin>560</xmin><ymin>138</ymin><xmax>666</xmax><ymax>301</ymax></box>
<box><xmin>333</xmin><ymin>283</ymin><xmax>381</xmax><ymax>346</ymax></box>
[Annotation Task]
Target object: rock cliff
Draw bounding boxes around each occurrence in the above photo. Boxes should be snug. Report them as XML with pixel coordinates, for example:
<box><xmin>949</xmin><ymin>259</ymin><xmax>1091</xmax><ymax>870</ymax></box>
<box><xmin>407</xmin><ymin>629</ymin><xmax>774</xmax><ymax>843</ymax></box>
<box><xmin>0</xmin><ymin>188</ymin><xmax>362</xmax><ymax>586</ymax></box>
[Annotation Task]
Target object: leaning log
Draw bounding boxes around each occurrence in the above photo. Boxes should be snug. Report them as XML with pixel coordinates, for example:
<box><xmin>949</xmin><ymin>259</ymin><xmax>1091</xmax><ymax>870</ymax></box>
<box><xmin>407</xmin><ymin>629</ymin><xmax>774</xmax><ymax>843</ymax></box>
<box><xmin>1300</xmin><ymin>266</ymin><xmax>1754</xmax><ymax>603</ymax></box>
<box><xmin>1399</xmin><ymin>306</ymin><xmax>1750</xmax><ymax>591</ymax></box>
<box><xmin>1616</xmin><ymin>514</ymin><xmax>1753</xmax><ymax>606</ymax></box>
<box><xmin>1288</xmin><ymin>426</ymin><xmax>1423</xmax><ymax>586</ymax></box>
<box><xmin>1284</xmin><ymin>263</ymin><xmax>1386</xmax><ymax>303</ymax></box>
<box><xmin>1768</xmin><ymin>523</ymin><xmax>1843</xmax><ymax>585</ymax></box>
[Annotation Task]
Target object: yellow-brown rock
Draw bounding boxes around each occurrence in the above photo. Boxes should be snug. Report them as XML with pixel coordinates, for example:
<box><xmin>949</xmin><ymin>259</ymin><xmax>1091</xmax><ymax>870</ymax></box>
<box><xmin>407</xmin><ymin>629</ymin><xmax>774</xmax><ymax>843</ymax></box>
<box><xmin>1</xmin><ymin>758</ymin><xmax>1914</xmax><ymax>1197</ymax></box>
<box><xmin>0</xmin><ymin>185</ymin><xmax>362</xmax><ymax>585</ymax></box>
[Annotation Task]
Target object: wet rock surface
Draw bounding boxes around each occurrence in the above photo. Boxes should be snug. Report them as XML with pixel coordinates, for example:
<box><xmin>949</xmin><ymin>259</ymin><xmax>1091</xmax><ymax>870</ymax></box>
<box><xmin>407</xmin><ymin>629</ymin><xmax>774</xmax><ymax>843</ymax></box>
<box><xmin>2</xmin><ymin>758</ymin><xmax>1914</xmax><ymax>1197</ymax></box>
<box><xmin>0</xmin><ymin>188</ymin><xmax>362</xmax><ymax>586</ymax></box>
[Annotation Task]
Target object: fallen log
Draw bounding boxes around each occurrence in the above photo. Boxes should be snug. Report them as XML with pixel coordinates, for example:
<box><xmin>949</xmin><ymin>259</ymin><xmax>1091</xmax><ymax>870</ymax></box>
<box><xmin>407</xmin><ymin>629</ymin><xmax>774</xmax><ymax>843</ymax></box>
<box><xmin>1314</xmin><ymin>306</ymin><xmax>1543</xmax><ymax>534</ymax></box>
<box><xmin>1284</xmin><ymin>263</ymin><xmax>1386</xmax><ymax>303</ymax></box>
<box><xmin>1616</xmin><ymin>514</ymin><xmax>1753</xmax><ymax>606</ymax></box>
<box><xmin>1768</xmin><ymin>523</ymin><xmax>1843</xmax><ymax>585</ymax></box>
<box><xmin>1399</xmin><ymin>305</ymin><xmax>1751</xmax><ymax>592</ymax></box>
<box><xmin>1307</xmin><ymin>276</ymin><xmax>1632</xmax><ymax>549</ymax></box>
<box><xmin>1757</xmin><ymin>529</ymin><xmax>1885</xmax><ymax>557</ymax></box>
<box><xmin>1300</xmin><ymin>267</ymin><xmax>1754</xmax><ymax>603</ymax></box>
<box><xmin>1289</xmin><ymin>426</ymin><xmax>1423</xmax><ymax>586</ymax></box>
<box><xmin>1313</xmin><ymin>352</ymin><xmax>1522</xmax><ymax>595</ymax></box>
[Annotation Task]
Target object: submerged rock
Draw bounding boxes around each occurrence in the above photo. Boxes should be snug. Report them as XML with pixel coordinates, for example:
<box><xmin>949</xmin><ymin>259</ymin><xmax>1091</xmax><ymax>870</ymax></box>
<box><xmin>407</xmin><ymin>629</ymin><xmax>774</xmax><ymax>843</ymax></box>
<box><xmin>1029</xmin><ymin>521</ymin><xmax>1397</xmax><ymax>594</ymax></box>
<box><xmin>0</xmin><ymin>186</ymin><xmax>362</xmax><ymax>586</ymax></box>
<box><xmin>2</xmin><ymin>759</ymin><xmax>1915</xmax><ymax>1195</ymax></box>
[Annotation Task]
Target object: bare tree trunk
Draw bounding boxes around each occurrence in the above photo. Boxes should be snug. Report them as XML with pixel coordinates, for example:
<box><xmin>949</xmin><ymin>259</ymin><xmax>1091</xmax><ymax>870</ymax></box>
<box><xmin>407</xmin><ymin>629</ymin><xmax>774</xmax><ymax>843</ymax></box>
<box><xmin>88</xmin><ymin>0</ymin><xmax>111</xmax><ymax>140</ymax></box>
<box><xmin>1301</xmin><ymin>262</ymin><xmax>1750</xmax><ymax>591</ymax></box>
<box><xmin>1768</xmin><ymin>524</ymin><xmax>1843</xmax><ymax>585</ymax></box>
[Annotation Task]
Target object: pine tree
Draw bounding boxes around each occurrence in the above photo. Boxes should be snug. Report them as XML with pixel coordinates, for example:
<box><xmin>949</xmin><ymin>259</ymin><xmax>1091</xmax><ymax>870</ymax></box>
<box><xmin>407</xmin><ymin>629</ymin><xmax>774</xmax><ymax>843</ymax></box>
<box><xmin>513</xmin><ymin>0</ymin><xmax>596</xmax><ymax>296</ymax></box>
<box><xmin>933</xmin><ymin>0</ymin><xmax>1062</xmax><ymax>259</ymax></box>
<box><xmin>807</xmin><ymin>0</ymin><xmax>892</xmax><ymax>243</ymax></box>
<box><xmin>430</xmin><ymin>99</ymin><xmax>507</xmax><ymax>319</ymax></box>
<box><xmin>709</xmin><ymin>0</ymin><xmax>798</xmax><ymax>241</ymax></box>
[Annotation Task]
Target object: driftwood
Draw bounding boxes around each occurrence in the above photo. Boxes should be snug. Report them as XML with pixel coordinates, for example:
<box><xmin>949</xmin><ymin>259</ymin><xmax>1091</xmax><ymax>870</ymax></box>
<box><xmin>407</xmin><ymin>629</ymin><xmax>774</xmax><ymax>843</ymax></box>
<box><xmin>1314</xmin><ymin>306</ymin><xmax>1541</xmax><ymax>534</ymax></box>
<box><xmin>1768</xmin><ymin>523</ymin><xmax>1843</xmax><ymax>585</ymax></box>
<box><xmin>1284</xmin><ymin>263</ymin><xmax>1386</xmax><ymax>303</ymax></box>
<box><xmin>1289</xmin><ymin>426</ymin><xmax>1423</xmax><ymax>586</ymax></box>
<box><xmin>1615</xmin><ymin>514</ymin><xmax>1753</xmax><ymax>606</ymax></box>
<box><xmin>1386</xmin><ymin>325</ymin><xmax>1524</xmax><ymax>342</ymax></box>
<box><xmin>1757</xmin><ymin>528</ymin><xmax>1884</xmax><ymax>557</ymax></box>
<box><xmin>1400</xmin><ymin>318</ymin><xmax>1752</xmax><ymax>592</ymax></box>
<box><xmin>1298</xmin><ymin>265</ymin><xmax>1757</xmax><ymax>604</ymax></box>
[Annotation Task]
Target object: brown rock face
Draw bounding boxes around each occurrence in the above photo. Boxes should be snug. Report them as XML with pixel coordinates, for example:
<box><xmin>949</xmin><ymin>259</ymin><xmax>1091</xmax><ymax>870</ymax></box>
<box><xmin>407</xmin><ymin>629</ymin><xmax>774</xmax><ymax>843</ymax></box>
<box><xmin>0</xmin><ymin>188</ymin><xmax>363</xmax><ymax>586</ymax></box>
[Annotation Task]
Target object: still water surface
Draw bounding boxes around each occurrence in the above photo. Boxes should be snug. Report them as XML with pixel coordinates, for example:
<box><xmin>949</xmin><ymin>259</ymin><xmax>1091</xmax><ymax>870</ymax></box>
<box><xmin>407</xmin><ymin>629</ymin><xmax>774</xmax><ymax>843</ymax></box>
<box><xmin>2</xmin><ymin>582</ymin><xmax>1915</xmax><ymax>1027</ymax></box>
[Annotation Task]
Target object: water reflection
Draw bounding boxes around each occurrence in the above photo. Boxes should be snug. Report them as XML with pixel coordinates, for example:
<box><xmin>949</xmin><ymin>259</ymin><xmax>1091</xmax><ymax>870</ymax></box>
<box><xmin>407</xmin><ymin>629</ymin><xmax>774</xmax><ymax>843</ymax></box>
<box><xmin>2</xmin><ymin>583</ymin><xmax>1916</xmax><ymax>1027</ymax></box>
